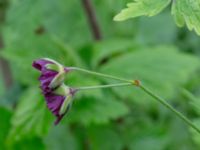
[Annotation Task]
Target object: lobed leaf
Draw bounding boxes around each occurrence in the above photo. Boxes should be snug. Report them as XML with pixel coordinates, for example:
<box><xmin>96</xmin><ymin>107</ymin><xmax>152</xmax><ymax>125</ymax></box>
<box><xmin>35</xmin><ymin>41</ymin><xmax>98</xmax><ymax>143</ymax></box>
<box><xmin>115</xmin><ymin>0</ymin><xmax>200</xmax><ymax>35</ymax></box>
<box><xmin>172</xmin><ymin>0</ymin><xmax>200</xmax><ymax>35</ymax></box>
<box><xmin>114</xmin><ymin>0</ymin><xmax>171</xmax><ymax>21</ymax></box>
<box><xmin>7</xmin><ymin>88</ymin><xmax>53</xmax><ymax>145</ymax></box>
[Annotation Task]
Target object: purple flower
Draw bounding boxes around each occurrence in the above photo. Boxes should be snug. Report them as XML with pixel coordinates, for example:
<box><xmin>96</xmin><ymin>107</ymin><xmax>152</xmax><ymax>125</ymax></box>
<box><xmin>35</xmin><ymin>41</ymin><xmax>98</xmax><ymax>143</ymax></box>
<box><xmin>33</xmin><ymin>58</ymin><xmax>69</xmax><ymax>90</ymax></box>
<box><xmin>44</xmin><ymin>85</ymin><xmax>76</xmax><ymax>125</ymax></box>
<box><xmin>33</xmin><ymin>58</ymin><xmax>75</xmax><ymax>125</ymax></box>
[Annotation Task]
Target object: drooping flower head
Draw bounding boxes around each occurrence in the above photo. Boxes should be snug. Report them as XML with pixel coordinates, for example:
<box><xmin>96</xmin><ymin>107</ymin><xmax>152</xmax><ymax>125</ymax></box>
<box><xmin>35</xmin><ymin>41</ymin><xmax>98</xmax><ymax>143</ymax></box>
<box><xmin>33</xmin><ymin>58</ymin><xmax>76</xmax><ymax>124</ymax></box>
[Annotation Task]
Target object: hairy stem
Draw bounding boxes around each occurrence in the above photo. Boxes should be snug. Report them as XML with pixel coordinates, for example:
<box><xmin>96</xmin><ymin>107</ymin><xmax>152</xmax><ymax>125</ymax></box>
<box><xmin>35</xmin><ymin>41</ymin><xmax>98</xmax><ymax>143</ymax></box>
<box><xmin>82</xmin><ymin>0</ymin><xmax>102</xmax><ymax>40</ymax></box>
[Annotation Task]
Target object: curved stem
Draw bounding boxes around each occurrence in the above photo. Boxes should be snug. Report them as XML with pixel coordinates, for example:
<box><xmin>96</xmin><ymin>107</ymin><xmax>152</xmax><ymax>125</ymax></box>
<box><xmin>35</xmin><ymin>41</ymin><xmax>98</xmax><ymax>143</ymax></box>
<box><xmin>140</xmin><ymin>84</ymin><xmax>200</xmax><ymax>134</ymax></box>
<box><xmin>70</xmin><ymin>67</ymin><xmax>133</xmax><ymax>83</ymax></box>
<box><xmin>76</xmin><ymin>82</ymin><xmax>132</xmax><ymax>91</ymax></box>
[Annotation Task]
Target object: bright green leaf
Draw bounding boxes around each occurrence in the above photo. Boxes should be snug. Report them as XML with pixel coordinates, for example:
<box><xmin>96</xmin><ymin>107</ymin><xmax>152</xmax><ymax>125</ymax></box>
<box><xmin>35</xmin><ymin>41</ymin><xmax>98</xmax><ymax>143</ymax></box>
<box><xmin>114</xmin><ymin>0</ymin><xmax>171</xmax><ymax>21</ymax></box>
<box><xmin>115</xmin><ymin>0</ymin><xmax>200</xmax><ymax>35</ymax></box>
<box><xmin>172</xmin><ymin>0</ymin><xmax>200</xmax><ymax>35</ymax></box>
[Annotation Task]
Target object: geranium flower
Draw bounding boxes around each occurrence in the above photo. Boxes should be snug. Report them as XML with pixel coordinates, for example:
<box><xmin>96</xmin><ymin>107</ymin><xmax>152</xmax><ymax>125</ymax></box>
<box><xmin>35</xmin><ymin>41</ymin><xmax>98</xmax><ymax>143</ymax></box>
<box><xmin>44</xmin><ymin>84</ymin><xmax>76</xmax><ymax>125</ymax></box>
<box><xmin>32</xmin><ymin>58</ymin><xmax>69</xmax><ymax>90</ymax></box>
<box><xmin>33</xmin><ymin>58</ymin><xmax>75</xmax><ymax>124</ymax></box>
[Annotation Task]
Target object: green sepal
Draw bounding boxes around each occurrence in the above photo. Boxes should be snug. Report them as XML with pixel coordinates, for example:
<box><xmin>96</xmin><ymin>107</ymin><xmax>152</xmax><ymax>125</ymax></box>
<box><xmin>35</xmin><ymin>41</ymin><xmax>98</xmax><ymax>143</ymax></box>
<box><xmin>43</xmin><ymin>58</ymin><xmax>62</xmax><ymax>66</ymax></box>
<box><xmin>59</xmin><ymin>95</ymin><xmax>73</xmax><ymax>115</ymax></box>
<box><xmin>49</xmin><ymin>72</ymin><xmax>65</xmax><ymax>89</ymax></box>
<box><xmin>45</xmin><ymin>64</ymin><xmax>61</xmax><ymax>72</ymax></box>
<box><xmin>45</xmin><ymin>61</ymin><xmax>66</xmax><ymax>89</ymax></box>
<box><xmin>54</xmin><ymin>84</ymin><xmax>70</xmax><ymax>96</ymax></box>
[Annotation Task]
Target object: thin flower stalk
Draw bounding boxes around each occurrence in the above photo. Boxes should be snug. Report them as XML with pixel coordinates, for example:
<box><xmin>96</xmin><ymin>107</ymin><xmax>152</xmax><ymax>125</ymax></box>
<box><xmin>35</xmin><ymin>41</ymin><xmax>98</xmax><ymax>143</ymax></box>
<box><xmin>71</xmin><ymin>67</ymin><xmax>200</xmax><ymax>134</ymax></box>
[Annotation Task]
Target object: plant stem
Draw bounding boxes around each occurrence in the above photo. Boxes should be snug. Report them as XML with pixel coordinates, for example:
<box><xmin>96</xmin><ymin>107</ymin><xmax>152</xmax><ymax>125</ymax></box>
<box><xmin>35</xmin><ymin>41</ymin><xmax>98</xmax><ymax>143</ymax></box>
<box><xmin>70</xmin><ymin>67</ymin><xmax>133</xmax><ymax>83</ymax></box>
<box><xmin>70</xmin><ymin>67</ymin><xmax>200</xmax><ymax>133</ymax></box>
<box><xmin>140</xmin><ymin>84</ymin><xmax>200</xmax><ymax>134</ymax></box>
<box><xmin>76</xmin><ymin>82</ymin><xmax>132</xmax><ymax>91</ymax></box>
<box><xmin>82</xmin><ymin>0</ymin><xmax>102</xmax><ymax>40</ymax></box>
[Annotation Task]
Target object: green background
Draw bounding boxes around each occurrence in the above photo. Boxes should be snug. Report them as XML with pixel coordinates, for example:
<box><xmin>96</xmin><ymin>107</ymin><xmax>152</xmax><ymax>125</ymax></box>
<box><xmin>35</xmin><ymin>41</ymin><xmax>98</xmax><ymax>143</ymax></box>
<box><xmin>1</xmin><ymin>0</ymin><xmax>200</xmax><ymax>149</ymax></box>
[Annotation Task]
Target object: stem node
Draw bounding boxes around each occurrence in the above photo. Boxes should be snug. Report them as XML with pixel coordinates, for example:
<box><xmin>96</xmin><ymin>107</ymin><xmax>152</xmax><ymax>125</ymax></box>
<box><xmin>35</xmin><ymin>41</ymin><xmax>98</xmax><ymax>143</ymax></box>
<box><xmin>133</xmin><ymin>80</ymin><xmax>141</xmax><ymax>87</ymax></box>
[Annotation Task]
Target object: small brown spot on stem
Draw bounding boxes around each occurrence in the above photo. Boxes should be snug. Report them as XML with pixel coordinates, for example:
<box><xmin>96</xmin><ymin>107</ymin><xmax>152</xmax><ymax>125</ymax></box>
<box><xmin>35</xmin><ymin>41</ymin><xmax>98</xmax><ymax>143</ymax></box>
<box><xmin>133</xmin><ymin>80</ymin><xmax>141</xmax><ymax>87</ymax></box>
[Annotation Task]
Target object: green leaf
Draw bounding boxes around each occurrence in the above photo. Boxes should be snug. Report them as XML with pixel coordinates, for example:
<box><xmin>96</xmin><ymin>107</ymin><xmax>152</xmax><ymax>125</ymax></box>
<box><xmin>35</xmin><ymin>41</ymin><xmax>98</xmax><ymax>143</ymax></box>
<box><xmin>91</xmin><ymin>39</ymin><xmax>138</xmax><ymax>69</ymax></box>
<box><xmin>172</xmin><ymin>0</ymin><xmax>200</xmax><ymax>35</ymax></box>
<box><xmin>180</xmin><ymin>89</ymin><xmax>200</xmax><ymax>148</ymax></box>
<box><xmin>63</xmin><ymin>74</ymin><xmax>129</xmax><ymax>125</ymax></box>
<box><xmin>9</xmin><ymin>137</ymin><xmax>45</xmax><ymax>150</ymax></box>
<box><xmin>167</xmin><ymin>118</ymin><xmax>197</xmax><ymax>150</ymax></box>
<box><xmin>118</xmin><ymin>113</ymin><xmax>197</xmax><ymax>150</ymax></box>
<box><xmin>100</xmin><ymin>46</ymin><xmax>200</xmax><ymax>104</ymax></box>
<box><xmin>3</xmin><ymin>0</ymin><xmax>90</xmax><ymax>47</ymax></box>
<box><xmin>0</xmin><ymin>107</ymin><xmax>12</xmax><ymax>150</ymax></box>
<box><xmin>44</xmin><ymin>125</ymin><xmax>79</xmax><ymax>150</ymax></box>
<box><xmin>191</xmin><ymin>119</ymin><xmax>200</xmax><ymax>148</ymax></box>
<box><xmin>114</xmin><ymin>114</ymin><xmax>169</xmax><ymax>150</ymax></box>
<box><xmin>87</xmin><ymin>124</ymin><xmax>123</xmax><ymax>150</ymax></box>
<box><xmin>181</xmin><ymin>89</ymin><xmax>200</xmax><ymax>115</ymax></box>
<box><xmin>7</xmin><ymin>88</ymin><xmax>53</xmax><ymax>145</ymax></box>
<box><xmin>114</xmin><ymin>0</ymin><xmax>171</xmax><ymax>21</ymax></box>
<box><xmin>67</xmin><ymin>92</ymin><xmax>129</xmax><ymax>125</ymax></box>
<box><xmin>115</xmin><ymin>0</ymin><xmax>200</xmax><ymax>35</ymax></box>
<box><xmin>1</xmin><ymin>0</ymin><xmax>86</xmax><ymax>85</ymax></box>
<box><xmin>135</xmin><ymin>11</ymin><xmax>177</xmax><ymax>45</ymax></box>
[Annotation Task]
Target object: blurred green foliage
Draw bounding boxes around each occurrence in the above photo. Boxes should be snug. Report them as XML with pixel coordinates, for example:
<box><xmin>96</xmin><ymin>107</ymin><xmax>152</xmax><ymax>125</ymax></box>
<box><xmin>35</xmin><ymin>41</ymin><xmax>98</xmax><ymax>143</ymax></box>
<box><xmin>1</xmin><ymin>0</ymin><xmax>200</xmax><ymax>150</ymax></box>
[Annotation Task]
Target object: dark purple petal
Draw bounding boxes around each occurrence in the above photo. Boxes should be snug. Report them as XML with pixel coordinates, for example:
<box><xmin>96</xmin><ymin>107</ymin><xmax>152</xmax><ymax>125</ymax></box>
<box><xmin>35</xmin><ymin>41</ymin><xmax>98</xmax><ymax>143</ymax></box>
<box><xmin>45</xmin><ymin>94</ymin><xmax>65</xmax><ymax>122</ymax></box>
<box><xmin>39</xmin><ymin>70</ymin><xmax>58</xmax><ymax>90</ymax></box>
<box><xmin>33</xmin><ymin>58</ymin><xmax>73</xmax><ymax>125</ymax></box>
<box><xmin>33</xmin><ymin>59</ymin><xmax>59</xmax><ymax>91</ymax></box>
<box><xmin>44</xmin><ymin>92</ymin><xmax>71</xmax><ymax>125</ymax></box>
<box><xmin>32</xmin><ymin>59</ymin><xmax>53</xmax><ymax>71</ymax></box>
